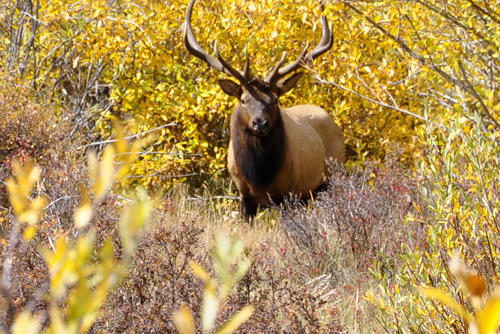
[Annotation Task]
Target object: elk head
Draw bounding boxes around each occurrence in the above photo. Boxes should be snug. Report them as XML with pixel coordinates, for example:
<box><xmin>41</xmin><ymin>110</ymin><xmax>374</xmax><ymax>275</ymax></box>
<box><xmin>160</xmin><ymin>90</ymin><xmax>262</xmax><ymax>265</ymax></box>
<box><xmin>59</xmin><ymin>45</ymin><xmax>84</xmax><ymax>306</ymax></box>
<box><xmin>183</xmin><ymin>0</ymin><xmax>334</xmax><ymax>136</ymax></box>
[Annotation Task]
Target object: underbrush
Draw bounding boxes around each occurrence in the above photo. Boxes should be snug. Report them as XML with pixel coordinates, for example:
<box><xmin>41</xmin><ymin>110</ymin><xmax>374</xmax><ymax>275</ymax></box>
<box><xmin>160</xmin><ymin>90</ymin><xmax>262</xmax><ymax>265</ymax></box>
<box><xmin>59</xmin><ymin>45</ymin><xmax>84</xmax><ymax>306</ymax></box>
<box><xmin>367</xmin><ymin>117</ymin><xmax>500</xmax><ymax>333</ymax></box>
<box><xmin>0</xmin><ymin>93</ymin><xmax>423</xmax><ymax>332</ymax></box>
<box><xmin>0</xmin><ymin>76</ymin><xmax>86</xmax><ymax>233</ymax></box>
<box><xmin>84</xmin><ymin>158</ymin><xmax>424</xmax><ymax>333</ymax></box>
<box><xmin>7</xmin><ymin>74</ymin><xmax>490</xmax><ymax>333</ymax></box>
<box><xmin>0</xmin><ymin>84</ymin><xmax>429</xmax><ymax>332</ymax></box>
<box><xmin>275</xmin><ymin>160</ymin><xmax>429</xmax><ymax>332</ymax></box>
<box><xmin>90</xmin><ymin>218</ymin><xmax>345</xmax><ymax>333</ymax></box>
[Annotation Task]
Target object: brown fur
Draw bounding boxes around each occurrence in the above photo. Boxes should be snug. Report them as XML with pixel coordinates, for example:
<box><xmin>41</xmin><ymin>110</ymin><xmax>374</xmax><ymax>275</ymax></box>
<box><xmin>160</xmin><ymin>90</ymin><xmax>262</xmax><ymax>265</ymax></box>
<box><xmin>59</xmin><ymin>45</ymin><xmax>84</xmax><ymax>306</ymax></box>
<box><xmin>226</xmin><ymin>81</ymin><xmax>345</xmax><ymax>221</ymax></box>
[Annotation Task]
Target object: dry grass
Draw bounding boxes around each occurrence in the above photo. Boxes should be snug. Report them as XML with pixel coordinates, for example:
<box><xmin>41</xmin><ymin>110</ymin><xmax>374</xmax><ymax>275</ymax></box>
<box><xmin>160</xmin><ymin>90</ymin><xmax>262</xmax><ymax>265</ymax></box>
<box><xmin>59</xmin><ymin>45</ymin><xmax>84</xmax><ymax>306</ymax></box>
<box><xmin>1</xmin><ymin>162</ymin><xmax>423</xmax><ymax>332</ymax></box>
<box><xmin>87</xmin><ymin>157</ymin><xmax>424</xmax><ymax>333</ymax></box>
<box><xmin>1</xmin><ymin>154</ymin><xmax>423</xmax><ymax>333</ymax></box>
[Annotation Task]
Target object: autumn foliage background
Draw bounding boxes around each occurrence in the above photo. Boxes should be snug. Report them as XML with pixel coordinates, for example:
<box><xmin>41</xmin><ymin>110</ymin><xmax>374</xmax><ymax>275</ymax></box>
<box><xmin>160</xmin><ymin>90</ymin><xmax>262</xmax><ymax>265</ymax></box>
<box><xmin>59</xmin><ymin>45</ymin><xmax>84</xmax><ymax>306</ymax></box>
<box><xmin>2</xmin><ymin>0</ymin><xmax>500</xmax><ymax>333</ymax></box>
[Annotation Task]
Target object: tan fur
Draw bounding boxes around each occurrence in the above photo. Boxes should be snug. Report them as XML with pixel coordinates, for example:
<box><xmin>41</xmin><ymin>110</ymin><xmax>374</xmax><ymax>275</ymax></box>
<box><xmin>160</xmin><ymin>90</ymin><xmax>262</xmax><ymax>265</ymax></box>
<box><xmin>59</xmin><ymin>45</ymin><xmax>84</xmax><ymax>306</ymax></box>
<box><xmin>228</xmin><ymin>104</ymin><xmax>344</xmax><ymax>207</ymax></box>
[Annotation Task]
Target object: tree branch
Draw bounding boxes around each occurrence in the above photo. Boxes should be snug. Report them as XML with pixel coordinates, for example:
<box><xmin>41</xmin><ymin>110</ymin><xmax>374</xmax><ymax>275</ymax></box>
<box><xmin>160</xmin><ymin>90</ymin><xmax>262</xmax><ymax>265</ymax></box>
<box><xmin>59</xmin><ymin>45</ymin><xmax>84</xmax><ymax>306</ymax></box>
<box><xmin>77</xmin><ymin>122</ymin><xmax>177</xmax><ymax>149</ymax></box>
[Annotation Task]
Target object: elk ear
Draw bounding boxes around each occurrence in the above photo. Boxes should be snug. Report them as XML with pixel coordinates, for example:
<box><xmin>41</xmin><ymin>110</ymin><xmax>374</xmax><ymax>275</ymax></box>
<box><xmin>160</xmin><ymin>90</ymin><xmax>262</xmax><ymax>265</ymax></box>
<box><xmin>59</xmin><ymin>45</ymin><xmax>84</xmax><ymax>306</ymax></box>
<box><xmin>218</xmin><ymin>79</ymin><xmax>242</xmax><ymax>98</ymax></box>
<box><xmin>276</xmin><ymin>72</ymin><xmax>304</xmax><ymax>96</ymax></box>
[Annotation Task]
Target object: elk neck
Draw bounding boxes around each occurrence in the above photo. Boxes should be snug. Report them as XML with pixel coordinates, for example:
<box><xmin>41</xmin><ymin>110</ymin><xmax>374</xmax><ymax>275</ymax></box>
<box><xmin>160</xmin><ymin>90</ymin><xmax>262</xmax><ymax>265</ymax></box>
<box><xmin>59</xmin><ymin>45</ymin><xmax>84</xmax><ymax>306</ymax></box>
<box><xmin>231</xmin><ymin>108</ymin><xmax>286</xmax><ymax>188</ymax></box>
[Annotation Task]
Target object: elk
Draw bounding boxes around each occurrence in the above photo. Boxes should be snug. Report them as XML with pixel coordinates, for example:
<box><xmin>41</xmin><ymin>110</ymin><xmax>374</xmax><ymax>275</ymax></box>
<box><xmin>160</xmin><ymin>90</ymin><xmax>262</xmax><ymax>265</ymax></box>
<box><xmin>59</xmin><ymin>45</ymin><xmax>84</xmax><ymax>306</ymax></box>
<box><xmin>184</xmin><ymin>0</ymin><xmax>345</xmax><ymax>222</ymax></box>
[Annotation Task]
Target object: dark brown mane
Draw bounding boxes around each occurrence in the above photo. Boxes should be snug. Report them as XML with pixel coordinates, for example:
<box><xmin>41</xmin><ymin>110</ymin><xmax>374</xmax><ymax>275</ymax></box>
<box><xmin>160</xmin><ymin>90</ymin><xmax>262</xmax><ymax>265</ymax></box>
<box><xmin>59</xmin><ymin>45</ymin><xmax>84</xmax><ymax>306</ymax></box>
<box><xmin>231</xmin><ymin>108</ymin><xmax>286</xmax><ymax>188</ymax></box>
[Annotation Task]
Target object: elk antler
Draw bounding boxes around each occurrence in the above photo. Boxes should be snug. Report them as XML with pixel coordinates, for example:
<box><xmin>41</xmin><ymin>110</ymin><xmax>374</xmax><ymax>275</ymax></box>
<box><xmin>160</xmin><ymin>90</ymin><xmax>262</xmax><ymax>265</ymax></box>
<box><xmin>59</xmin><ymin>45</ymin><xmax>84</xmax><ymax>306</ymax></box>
<box><xmin>265</xmin><ymin>4</ymin><xmax>334</xmax><ymax>85</ymax></box>
<box><xmin>183</xmin><ymin>0</ymin><xmax>252</xmax><ymax>84</ymax></box>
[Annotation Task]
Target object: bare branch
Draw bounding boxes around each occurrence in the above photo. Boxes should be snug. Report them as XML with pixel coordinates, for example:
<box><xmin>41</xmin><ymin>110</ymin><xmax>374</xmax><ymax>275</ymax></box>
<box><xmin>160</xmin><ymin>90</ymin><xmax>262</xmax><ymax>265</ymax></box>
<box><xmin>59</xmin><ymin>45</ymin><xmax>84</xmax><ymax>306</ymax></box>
<box><xmin>77</xmin><ymin>122</ymin><xmax>177</xmax><ymax>149</ymax></box>
<box><xmin>340</xmin><ymin>0</ymin><xmax>500</xmax><ymax>130</ymax></box>
<box><xmin>457</xmin><ymin>61</ymin><xmax>500</xmax><ymax>130</ymax></box>
<box><xmin>313</xmin><ymin>74</ymin><xmax>444</xmax><ymax>127</ymax></box>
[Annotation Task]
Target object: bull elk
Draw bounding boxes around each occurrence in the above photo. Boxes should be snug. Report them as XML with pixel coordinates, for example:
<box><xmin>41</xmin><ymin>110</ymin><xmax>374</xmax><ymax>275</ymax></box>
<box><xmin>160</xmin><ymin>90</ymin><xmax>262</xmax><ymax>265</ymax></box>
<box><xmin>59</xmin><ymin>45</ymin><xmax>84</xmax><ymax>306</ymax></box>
<box><xmin>184</xmin><ymin>0</ymin><xmax>345</xmax><ymax>222</ymax></box>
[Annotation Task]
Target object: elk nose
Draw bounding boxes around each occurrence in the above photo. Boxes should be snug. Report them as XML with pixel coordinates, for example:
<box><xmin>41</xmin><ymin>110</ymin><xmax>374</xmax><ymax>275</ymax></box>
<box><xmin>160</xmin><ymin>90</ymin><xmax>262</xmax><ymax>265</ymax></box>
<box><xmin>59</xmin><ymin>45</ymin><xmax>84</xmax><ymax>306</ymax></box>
<box><xmin>252</xmin><ymin>117</ymin><xmax>269</xmax><ymax>134</ymax></box>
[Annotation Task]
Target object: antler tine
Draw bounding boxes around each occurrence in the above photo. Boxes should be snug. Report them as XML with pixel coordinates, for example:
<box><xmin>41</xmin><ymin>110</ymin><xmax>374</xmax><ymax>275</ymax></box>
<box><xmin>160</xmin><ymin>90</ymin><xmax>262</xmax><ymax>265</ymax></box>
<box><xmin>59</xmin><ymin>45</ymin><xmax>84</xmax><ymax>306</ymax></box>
<box><xmin>243</xmin><ymin>45</ymin><xmax>252</xmax><ymax>80</ymax></box>
<box><xmin>268</xmin><ymin>3</ymin><xmax>334</xmax><ymax>84</ymax></box>
<box><xmin>270</xmin><ymin>44</ymin><xmax>309</xmax><ymax>83</ymax></box>
<box><xmin>265</xmin><ymin>52</ymin><xmax>288</xmax><ymax>84</ymax></box>
<box><xmin>214</xmin><ymin>41</ymin><xmax>247</xmax><ymax>83</ymax></box>
<box><xmin>184</xmin><ymin>0</ymin><xmax>248</xmax><ymax>83</ymax></box>
<box><xmin>309</xmin><ymin>5</ymin><xmax>334</xmax><ymax>61</ymax></box>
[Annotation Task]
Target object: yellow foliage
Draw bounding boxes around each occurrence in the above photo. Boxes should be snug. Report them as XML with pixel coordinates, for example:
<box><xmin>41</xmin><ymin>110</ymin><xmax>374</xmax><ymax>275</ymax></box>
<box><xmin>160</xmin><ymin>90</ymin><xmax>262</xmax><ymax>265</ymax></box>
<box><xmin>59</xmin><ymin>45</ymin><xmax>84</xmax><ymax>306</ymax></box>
<box><xmin>4</xmin><ymin>126</ymin><xmax>151</xmax><ymax>333</ymax></box>
<box><xmin>3</xmin><ymin>0</ymin><xmax>468</xmax><ymax>187</ymax></box>
<box><xmin>421</xmin><ymin>252</ymin><xmax>500</xmax><ymax>334</ymax></box>
<box><xmin>175</xmin><ymin>235</ymin><xmax>254</xmax><ymax>334</ymax></box>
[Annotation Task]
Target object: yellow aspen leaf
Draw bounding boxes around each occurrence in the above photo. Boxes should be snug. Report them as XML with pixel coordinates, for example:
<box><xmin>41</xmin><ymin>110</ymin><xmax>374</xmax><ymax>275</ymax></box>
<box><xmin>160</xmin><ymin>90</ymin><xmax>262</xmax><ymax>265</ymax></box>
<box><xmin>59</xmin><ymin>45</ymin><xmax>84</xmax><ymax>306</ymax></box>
<box><xmin>174</xmin><ymin>306</ymin><xmax>195</xmax><ymax>334</ymax></box>
<box><xmin>419</xmin><ymin>287</ymin><xmax>471</xmax><ymax>322</ymax></box>
<box><xmin>113</xmin><ymin>121</ymin><xmax>128</xmax><ymax>154</ymax></box>
<box><xmin>476</xmin><ymin>290</ymin><xmax>500</xmax><ymax>334</ymax></box>
<box><xmin>12</xmin><ymin>311</ymin><xmax>41</xmax><ymax>334</ymax></box>
<box><xmin>379</xmin><ymin>297</ymin><xmax>385</xmax><ymax>309</ymax></box>
<box><xmin>190</xmin><ymin>261</ymin><xmax>210</xmax><ymax>282</ymax></box>
<box><xmin>23</xmin><ymin>225</ymin><xmax>37</xmax><ymax>241</ymax></box>
<box><xmin>18</xmin><ymin>196</ymin><xmax>46</xmax><ymax>227</ymax></box>
<box><xmin>95</xmin><ymin>145</ymin><xmax>115</xmax><ymax>202</ymax></box>
<box><xmin>202</xmin><ymin>280</ymin><xmax>219</xmax><ymax>331</ymax></box>
<box><xmin>17</xmin><ymin>211</ymin><xmax>37</xmax><ymax>226</ymax></box>
<box><xmin>215</xmin><ymin>305</ymin><xmax>255</xmax><ymax>334</ymax></box>
<box><xmin>74</xmin><ymin>185</ymin><xmax>92</xmax><ymax>229</ymax></box>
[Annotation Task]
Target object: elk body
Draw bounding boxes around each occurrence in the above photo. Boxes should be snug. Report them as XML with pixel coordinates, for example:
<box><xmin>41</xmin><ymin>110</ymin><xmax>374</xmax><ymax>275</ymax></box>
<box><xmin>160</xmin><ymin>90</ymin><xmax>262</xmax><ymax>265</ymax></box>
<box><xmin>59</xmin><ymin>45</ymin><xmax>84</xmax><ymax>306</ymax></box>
<box><xmin>184</xmin><ymin>0</ymin><xmax>345</xmax><ymax>222</ymax></box>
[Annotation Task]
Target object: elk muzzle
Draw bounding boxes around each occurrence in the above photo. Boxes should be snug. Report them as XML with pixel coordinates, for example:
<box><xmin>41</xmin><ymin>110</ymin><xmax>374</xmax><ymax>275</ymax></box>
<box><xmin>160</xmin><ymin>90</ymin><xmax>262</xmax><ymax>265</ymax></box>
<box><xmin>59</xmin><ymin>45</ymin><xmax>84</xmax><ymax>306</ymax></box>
<box><xmin>251</xmin><ymin>115</ymin><xmax>270</xmax><ymax>135</ymax></box>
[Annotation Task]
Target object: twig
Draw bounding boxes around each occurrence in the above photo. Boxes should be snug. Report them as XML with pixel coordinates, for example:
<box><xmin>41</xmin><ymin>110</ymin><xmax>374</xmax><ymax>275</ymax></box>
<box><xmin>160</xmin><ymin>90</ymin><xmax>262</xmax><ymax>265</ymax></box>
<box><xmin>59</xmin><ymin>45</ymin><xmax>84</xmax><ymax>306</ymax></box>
<box><xmin>340</xmin><ymin>0</ymin><xmax>500</xmax><ymax>130</ymax></box>
<box><xmin>457</xmin><ymin>61</ymin><xmax>500</xmax><ymax>130</ymax></box>
<box><xmin>43</xmin><ymin>195</ymin><xmax>79</xmax><ymax>210</ymax></box>
<box><xmin>313</xmin><ymin>74</ymin><xmax>444</xmax><ymax>127</ymax></box>
<box><xmin>104</xmin><ymin>16</ymin><xmax>154</xmax><ymax>50</ymax></box>
<box><xmin>1</xmin><ymin>217</ymin><xmax>21</xmax><ymax>328</ymax></box>
<box><xmin>116</xmin><ymin>151</ymin><xmax>202</xmax><ymax>157</ymax></box>
<box><xmin>77</xmin><ymin>122</ymin><xmax>177</xmax><ymax>149</ymax></box>
<box><xmin>125</xmin><ymin>173</ymin><xmax>197</xmax><ymax>179</ymax></box>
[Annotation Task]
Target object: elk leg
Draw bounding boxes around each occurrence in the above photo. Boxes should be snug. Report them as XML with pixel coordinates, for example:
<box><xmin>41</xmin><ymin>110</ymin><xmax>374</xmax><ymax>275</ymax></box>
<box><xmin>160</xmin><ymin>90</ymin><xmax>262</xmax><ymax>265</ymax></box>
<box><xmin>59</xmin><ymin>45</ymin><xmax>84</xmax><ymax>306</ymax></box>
<box><xmin>313</xmin><ymin>182</ymin><xmax>327</xmax><ymax>194</ymax></box>
<box><xmin>240</xmin><ymin>195</ymin><xmax>258</xmax><ymax>223</ymax></box>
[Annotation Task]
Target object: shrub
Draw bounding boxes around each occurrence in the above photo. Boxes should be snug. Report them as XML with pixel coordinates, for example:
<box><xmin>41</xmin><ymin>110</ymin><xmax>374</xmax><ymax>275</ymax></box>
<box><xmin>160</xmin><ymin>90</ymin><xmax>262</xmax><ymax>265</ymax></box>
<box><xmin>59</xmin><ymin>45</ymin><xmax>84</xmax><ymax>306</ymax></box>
<box><xmin>0</xmin><ymin>74</ymin><xmax>85</xmax><ymax>231</ymax></box>
<box><xmin>279</xmin><ymin>160</ymin><xmax>427</xmax><ymax>284</ymax></box>
<box><xmin>90</xmin><ymin>218</ymin><xmax>345</xmax><ymax>333</ymax></box>
<box><xmin>368</xmin><ymin>114</ymin><xmax>500</xmax><ymax>333</ymax></box>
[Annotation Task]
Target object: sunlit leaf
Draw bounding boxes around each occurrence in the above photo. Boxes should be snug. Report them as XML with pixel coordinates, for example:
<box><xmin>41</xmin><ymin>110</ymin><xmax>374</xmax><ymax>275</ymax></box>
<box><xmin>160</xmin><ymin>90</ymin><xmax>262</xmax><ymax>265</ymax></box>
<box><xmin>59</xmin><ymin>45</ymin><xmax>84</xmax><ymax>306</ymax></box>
<box><xmin>476</xmin><ymin>290</ymin><xmax>500</xmax><ymax>334</ymax></box>
<box><xmin>215</xmin><ymin>305</ymin><xmax>255</xmax><ymax>334</ymax></box>
<box><xmin>191</xmin><ymin>261</ymin><xmax>210</xmax><ymax>283</ymax></box>
<box><xmin>95</xmin><ymin>145</ymin><xmax>115</xmax><ymax>201</ymax></box>
<box><xmin>419</xmin><ymin>287</ymin><xmax>471</xmax><ymax>322</ymax></box>
<box><xmin>74</xmin><ymin>185</ymin><xmax>92</xmax><ymax>229</ymax></box>
<box><xmin>119</xmin><ymin>189</ymin><xmax>152</xmax><ymax>253</ymax></box>
<box><xmin>202</xmin><ymin>280</ymin><xmax>219</xmax><ymax>331</ymax></box>
<box><xmin>23</xmin><ymin>225</ymin><xmax>37</xmax><ymax>240</ymax></box>
<box><xmin>12</xmin><ymin>311</ymin><xmax>41</xmax><ymax>334</ymax></box>
<box><xmin>174</xmin><ymin>305</ymin><xmax>195</xmax><ymax>334</ymax></box>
